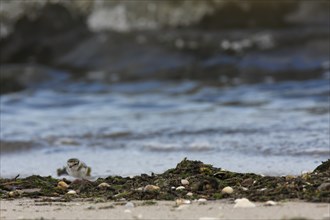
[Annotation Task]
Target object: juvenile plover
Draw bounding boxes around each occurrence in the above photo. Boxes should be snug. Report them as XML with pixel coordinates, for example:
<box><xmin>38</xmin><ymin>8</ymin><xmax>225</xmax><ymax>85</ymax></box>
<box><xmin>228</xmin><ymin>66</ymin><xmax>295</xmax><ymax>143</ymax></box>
<box><xmin>66</xmin><ymin>158</ymin><xmax>91</xmax><ymax>179</ymax></box>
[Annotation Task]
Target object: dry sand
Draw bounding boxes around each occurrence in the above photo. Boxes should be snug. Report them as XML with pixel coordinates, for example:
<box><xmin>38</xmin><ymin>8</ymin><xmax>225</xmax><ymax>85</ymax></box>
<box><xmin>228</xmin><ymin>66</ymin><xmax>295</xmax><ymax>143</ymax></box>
<box><xmin>0</xmin><ymin>199</ymin><xmax>329</xmax><ymax>220</ymax></box>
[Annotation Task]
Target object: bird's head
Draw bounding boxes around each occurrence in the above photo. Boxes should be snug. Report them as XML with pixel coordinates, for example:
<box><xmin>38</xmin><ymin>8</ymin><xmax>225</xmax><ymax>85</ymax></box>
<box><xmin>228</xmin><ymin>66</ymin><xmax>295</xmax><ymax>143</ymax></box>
<box><xmin>67</xmin><ymin>158</ymin><xmax>80</xmax><ymax>169</ymax></box>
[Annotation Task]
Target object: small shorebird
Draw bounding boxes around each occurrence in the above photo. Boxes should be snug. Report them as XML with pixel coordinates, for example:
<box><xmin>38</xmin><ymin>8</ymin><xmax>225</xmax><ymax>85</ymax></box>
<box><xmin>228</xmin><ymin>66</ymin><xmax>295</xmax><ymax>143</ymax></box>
<box><xmin>66</xmin><ymin>158</ymin><xmax>92</xmax><ymax>179</ymax></box>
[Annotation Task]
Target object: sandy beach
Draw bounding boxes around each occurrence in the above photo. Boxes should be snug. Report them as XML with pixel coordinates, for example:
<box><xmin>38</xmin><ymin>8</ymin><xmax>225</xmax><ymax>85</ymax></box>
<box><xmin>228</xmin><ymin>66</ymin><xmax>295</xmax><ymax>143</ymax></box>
<box><xmin>0</xmin><ymin>199</ymin><xmax>329</xmax><ymax>220</ymax></box>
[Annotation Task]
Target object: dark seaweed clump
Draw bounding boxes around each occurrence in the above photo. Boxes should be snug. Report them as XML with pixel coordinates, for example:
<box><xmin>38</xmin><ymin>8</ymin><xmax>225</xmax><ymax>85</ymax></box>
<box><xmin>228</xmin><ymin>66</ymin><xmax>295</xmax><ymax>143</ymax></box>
<box><xmin>0</xmin><ymin>159</ymin><xmax>329</xmax><ymax>203</ymax></box>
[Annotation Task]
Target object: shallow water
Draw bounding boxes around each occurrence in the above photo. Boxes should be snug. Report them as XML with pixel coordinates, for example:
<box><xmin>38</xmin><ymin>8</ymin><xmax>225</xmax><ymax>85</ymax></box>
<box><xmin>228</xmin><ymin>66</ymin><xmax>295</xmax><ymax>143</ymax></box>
<box><xmin>0</xmin><ymin>78</ymin><xmax>329</xmax><ymax>178</ymax></box>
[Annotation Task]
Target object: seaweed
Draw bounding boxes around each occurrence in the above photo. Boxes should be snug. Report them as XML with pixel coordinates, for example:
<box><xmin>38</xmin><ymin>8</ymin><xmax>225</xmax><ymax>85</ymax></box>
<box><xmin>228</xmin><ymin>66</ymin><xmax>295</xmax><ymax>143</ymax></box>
<box><xmin>1</xmin><ymin>159</ymin><xmax>329</xmax><ymax>203</ymax></box>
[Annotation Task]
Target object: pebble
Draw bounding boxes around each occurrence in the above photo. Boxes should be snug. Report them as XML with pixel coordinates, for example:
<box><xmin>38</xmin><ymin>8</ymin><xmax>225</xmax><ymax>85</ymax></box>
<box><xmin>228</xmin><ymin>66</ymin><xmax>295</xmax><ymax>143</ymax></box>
<box><xmin>176</xmin><ymin>186</ymin><xmax>186</xmax><ymax>191</ymax></box>
<box><xmin>125</xmin><ymin>202</ymin><xmax>135</xmax><ymax>208</ymax></box>
<box><xmin>8</xmin><ymin>190</ymin><xmax>23</xmax><ymax>197</ymax></box>
<box><xmin>264</xmin><ymin>200</ymin><xmax>277</xmax><ymax>206</ymax></box>
<box><xmin>124</xmin><ymin>209</ymin><xmax>132</xmax><ymax>213</ymax></box>
<box><xmin>186</xmin><ymin>192</ymin><xmax>193</xmax><ymax>197</ymax></box>
<box><xmin>234</xmin><ymin>198</ymin><xmax>256</xmax><ymax>208</ymax></box>
<box><xmin>221</xmin><ymin>186</ymin><xmax>234</xmax><ymax>194</ymax></box>
<box><xmin>57</xmin><ymin>181</ymin><xmax>69</xmax><ymax>190</ymax></box>
<box><xmin>181</xmin><ymin>179</ymin><xmax>189</xmax><ymax>185</ymax></box>
<box><xmin>143</xmin><ymin>185</ymin><xmax>160</xmax><ymax>192</ymax></box>
<box><xmin>197</xmin><ymin>198</ymin><xmax>207</xmax><ymax>204</ymax></box>
<box><xmin>97</xmin><ymin>182</ymin><xmax>111</xmax><ymax>189</ymax></box>
<box><xmin>66</xmin><ymin>190</ymin><xmax>77</xmax><ymax>195</ymax></box>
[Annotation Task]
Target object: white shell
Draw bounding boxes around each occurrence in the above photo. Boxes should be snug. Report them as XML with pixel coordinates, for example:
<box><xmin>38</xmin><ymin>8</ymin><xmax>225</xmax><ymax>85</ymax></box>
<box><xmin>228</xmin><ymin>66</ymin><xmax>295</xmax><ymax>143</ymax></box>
<box><xmin>97</xmin><ymin>182</ymin><xmax>110</xmax><ymax>189</ymax></box>
<box><xmin>221</xmin><ymin>186</ymin><xmax>234</xmax><ymax>194</ymax></box>
<box><xmin>234</xmin><ymin>198</ymin><xmax>255</xmax><ymax>208</ymax></box>
<box><xmin>181</xmin><ymin>179</ymin><xmax>189</xmax><ymax>185</ymax></box>
<box><xmin>264</xmin><ymin>200</ymin><xmax>277</xmax><ymax>206</ymax></box>
<box><xmin>67</xmin><ymin>190</ymin><xmax>77</xmax><ymax>195</ymax></box>
<box><xmin>176</xmin><ymin>186</ymin><xmax>186</xmax><ymax>191</ymax></box>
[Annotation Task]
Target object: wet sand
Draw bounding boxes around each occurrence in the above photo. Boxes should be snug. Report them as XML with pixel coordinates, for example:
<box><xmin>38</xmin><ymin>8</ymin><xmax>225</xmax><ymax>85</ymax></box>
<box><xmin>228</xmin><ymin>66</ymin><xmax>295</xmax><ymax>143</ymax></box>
<box><xmin>0</xmin><ymin>199</ymin><xmax>329</xmax><ymax>220</ymax></box>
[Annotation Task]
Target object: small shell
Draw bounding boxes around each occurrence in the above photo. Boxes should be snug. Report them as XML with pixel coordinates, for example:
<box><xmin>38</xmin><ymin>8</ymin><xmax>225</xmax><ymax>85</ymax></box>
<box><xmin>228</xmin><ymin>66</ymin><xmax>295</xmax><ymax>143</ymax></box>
<box><xmin>176</xmin><ymin>186</ymin><xmax>185</xmax><ymax>191</ymax></box>
<box><xmin>264</xmin><ymin>200</ymin><xmax>277</xmax><ymax>206</ymax></box>
<box><xmin>234</xmin><ymin>198</ymin><xmax>256</xmax><ymax>208</ymax></box>
<box><xmin>66</xmin><ymin>190</ymin><xmax>77</xmax><ymax>195</ymax></box>
<box><xmin>221</xmin><ymin>186</ymin><xmax>234</xmax><ymax>194</ymax></box>
<box><xmin>57</xmin><ymin>181</ymin><xmax>69</xmax><ymax>190</ymax></box>
<box><xmin>181</xmin><ymin>179</ymin><xmax>189</xmax><ymax>185</ymax></box>
<box><xmin>97</xmin><ymin>182</ymin><xmax>110</xmax><ymax>189</ymax></box>
<box><xmin>143</xmin><ymin>185</ymin><xmax>160</xmax><ymax>192</ymax></box>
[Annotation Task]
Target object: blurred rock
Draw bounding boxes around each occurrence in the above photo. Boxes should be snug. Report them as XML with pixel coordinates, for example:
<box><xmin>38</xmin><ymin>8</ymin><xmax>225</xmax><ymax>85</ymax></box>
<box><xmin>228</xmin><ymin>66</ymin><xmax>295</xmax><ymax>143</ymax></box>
<box><xmin>0</xmin><ymin>3</ymin><xmax>90</xmax><ymax>64</ymax></box>
<box><xmin>0</xmin><ymin>1</ymin><xmax>328</xmax><ymax>95</ymax></box>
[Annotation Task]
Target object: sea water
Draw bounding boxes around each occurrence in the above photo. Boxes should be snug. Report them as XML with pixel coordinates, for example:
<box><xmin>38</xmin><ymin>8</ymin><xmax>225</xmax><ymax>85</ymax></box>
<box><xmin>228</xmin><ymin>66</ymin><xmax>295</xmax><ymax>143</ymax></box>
<box><xmin>1</xmin><ymin>79</ymin><xmax>329</xmax><ymax>178</ymax></box>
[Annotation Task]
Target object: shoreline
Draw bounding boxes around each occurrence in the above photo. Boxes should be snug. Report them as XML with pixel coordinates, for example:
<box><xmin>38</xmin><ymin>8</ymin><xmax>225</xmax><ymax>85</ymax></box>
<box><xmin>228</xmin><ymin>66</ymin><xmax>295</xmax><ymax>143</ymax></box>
<box><xmin>0</xmin><ymin>159</ymin><xmax>329</xmax><ymax>219</ymax></box>
<box><xmin>1</xmin><ymin>198</ymin><xmax>329</xmax><ymax>220</ymax></box>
